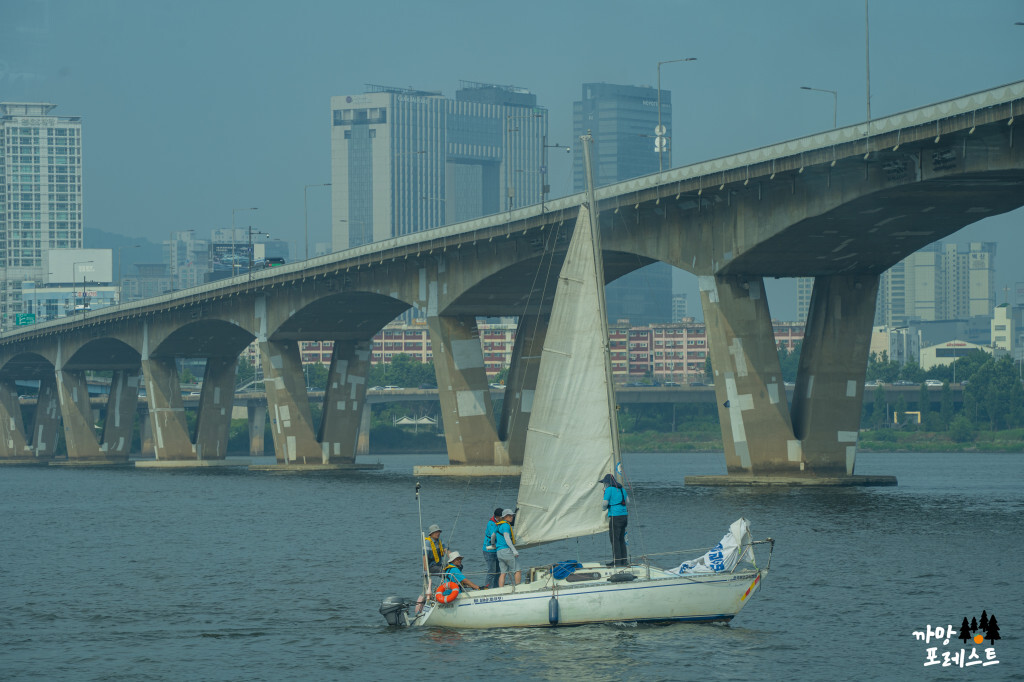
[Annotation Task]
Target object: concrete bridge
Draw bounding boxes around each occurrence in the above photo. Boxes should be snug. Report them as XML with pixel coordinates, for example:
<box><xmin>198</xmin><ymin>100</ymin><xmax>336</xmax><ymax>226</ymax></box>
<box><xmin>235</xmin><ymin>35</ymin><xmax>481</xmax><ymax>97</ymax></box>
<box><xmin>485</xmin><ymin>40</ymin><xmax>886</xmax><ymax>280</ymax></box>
<box><xmin>1</xmin><ymin>80</ymin><xmax>1020</xmax><ymax>476</ymax></box>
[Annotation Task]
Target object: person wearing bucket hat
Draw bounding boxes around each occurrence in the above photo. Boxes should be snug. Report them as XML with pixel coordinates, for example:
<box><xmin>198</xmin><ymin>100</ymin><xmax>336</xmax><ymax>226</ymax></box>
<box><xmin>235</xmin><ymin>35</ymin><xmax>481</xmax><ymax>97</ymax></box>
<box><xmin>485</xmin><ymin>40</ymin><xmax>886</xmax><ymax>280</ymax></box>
<box><xmin>600</xmin><ymin>473</ymin><xmax>629</xmax><ymax>567</ymax></box>
<box><xmin>495</xmin><ymin>509</ymin><xmax>521</xmax><ymax>586</ymax></box>
<box><xmin>443</xmin><ymin>550</ymin><xmax>485</xmax><ymax>591</ymax></box>
<box><xmin>423</xmin><ymin>523</ymin><xmax>447</xmax><ymax>576</ymax></box>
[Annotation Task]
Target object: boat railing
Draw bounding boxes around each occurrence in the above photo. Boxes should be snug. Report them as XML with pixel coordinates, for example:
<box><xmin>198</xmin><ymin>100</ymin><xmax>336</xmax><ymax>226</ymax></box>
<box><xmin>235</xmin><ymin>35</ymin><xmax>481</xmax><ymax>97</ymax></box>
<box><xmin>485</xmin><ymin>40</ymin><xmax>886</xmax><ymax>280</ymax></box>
<box><xmin>634</xmin><ymin>537</ymin><xmax>775</xmax><ymax>573</ymax></box>
<box><xmin>430</xmin><ymin>538</ymin><xmax>775</xmax><ymax>602</ymax></box>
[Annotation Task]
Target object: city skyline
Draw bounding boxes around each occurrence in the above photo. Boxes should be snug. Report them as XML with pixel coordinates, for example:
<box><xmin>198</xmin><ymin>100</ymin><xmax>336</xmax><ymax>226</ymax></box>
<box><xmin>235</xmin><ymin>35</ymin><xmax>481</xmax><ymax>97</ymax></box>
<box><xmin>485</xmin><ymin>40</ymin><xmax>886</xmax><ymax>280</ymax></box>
<box><xmin>1</xmin><ymin>0</ymin><xmax>1022</xmax><ymax>320</ymax></box>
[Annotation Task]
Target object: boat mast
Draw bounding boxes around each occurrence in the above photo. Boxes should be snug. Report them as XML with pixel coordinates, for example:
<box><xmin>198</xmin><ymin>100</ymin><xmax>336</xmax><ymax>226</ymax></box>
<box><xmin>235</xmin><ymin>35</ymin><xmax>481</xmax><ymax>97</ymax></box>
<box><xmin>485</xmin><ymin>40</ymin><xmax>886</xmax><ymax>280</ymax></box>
<box><xmin>580</xmin><ymin>133</ymin><xmax>622</xmax><ymax>470</ymax></box>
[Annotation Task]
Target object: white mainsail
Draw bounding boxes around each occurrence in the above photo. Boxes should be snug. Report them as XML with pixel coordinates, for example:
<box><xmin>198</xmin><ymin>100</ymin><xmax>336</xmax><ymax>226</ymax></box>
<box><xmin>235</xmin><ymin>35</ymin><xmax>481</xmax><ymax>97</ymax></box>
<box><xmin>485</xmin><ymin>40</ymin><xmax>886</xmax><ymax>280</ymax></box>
<box><xmin>515</xmin><ymin>138</ymin><xmax>621</xmax><ymax>547</ymax></box>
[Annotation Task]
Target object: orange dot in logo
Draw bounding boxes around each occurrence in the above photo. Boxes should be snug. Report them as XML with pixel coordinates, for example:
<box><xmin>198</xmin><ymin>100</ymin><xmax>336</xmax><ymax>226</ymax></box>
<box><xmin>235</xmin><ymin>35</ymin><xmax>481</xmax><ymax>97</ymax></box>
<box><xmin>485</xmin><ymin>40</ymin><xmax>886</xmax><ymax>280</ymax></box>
<box><xmin>974</xmin><ymin>634</ymin><xmax>984</xmax><ymax>644</ymax></box>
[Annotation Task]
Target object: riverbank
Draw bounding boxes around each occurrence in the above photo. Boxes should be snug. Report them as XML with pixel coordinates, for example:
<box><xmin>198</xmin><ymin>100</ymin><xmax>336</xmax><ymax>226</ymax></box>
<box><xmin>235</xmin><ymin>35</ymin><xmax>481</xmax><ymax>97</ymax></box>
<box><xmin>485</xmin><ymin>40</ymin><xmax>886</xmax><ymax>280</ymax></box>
<box><xmin>363</xmin><ymin>427</ymin><xmax>1024</xmax><ymax>454</ymax></box>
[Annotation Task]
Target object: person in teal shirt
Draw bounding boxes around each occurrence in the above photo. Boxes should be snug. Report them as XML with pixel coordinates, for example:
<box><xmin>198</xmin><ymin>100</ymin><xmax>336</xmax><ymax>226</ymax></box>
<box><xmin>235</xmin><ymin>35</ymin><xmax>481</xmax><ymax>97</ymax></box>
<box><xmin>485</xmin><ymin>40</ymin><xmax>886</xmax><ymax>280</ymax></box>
<box><xmin>494</xmin><ymin>509</ymin><xmax>521</xmax><ymax>586</ymax></box>
<box><xmin>444</xmin><ymin>551</ymin><xmax>484</xmax><ymax>591</ymax></box>
<box><xmin>482</xmin><ymin>507</ymin><xmax>502</xmax><ymax>588</ymax></box>
<box><xmin>600</xmin><ymin>474</ymin><xmax>628</xmax><ymax>567</ymax></box>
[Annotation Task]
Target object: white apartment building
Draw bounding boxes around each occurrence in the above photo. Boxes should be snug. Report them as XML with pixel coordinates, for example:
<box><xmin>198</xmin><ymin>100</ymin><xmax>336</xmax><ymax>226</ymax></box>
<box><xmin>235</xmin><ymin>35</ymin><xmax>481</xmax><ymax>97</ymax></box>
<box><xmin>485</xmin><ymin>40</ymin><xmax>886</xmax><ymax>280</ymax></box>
<box><xmin>0</xmin><ymin>102</ymin><xmax>84</xmax><ymax>329</ymax></box>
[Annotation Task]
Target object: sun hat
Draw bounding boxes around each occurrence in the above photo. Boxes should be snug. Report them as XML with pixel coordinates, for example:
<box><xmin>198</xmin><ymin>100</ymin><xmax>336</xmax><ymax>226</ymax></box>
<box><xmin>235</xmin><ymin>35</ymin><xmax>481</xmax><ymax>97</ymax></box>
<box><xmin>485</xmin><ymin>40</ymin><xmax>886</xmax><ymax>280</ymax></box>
<box><xmin>448</xmin><ymin>551</ymin><xmax>463</xmax><ymax>562</ymax></box>
<box><xmin>427</xmin><ymin>524</ymin><xmax>442</xmax><ymax>534</ymax></box>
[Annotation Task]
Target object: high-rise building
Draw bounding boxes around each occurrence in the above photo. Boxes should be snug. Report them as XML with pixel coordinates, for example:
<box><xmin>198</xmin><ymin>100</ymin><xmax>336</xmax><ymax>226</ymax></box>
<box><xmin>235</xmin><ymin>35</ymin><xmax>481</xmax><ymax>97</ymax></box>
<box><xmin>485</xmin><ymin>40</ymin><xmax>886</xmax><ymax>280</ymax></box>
<box><xmin>796</xmin><ymin>277</ymin><xmax>814</xmax><ymax>323</ymax></box>
<box><xmin>330</xmin><ymin>82</ymin><xmax>547</xmax><ymax>251</ymax></box>
<box><xmin>0</xmin><ymin>102</ymin><xmax>84</xmax><ymax>328</ymax></box>
<box><xmin>671</xmin><ymin>293</ymin><xmax>688</xmax><ymax>322</ymax></box>
<box><xmin>875</xmin><ymin>241</ymin><xmax>996</xmax><ymax>327</ymax></box>
<box><xmin>572</xmin><ymin>83</ymin><xmax>669</xmax><ymax>191</ymax></box>
<box><xmin>573</xmin><ymin>83</ymin><xmax>673</xmax><ymax>326</ymax></box>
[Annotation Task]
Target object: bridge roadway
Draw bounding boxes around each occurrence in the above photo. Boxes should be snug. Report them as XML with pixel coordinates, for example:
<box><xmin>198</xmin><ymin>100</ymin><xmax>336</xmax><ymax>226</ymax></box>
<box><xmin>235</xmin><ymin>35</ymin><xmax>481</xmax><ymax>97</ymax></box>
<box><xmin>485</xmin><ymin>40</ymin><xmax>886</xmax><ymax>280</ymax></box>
<box><xmin>0</xmin><ymin>80</ymin><xmax>1020</xmax><ymax>477</ymax></box>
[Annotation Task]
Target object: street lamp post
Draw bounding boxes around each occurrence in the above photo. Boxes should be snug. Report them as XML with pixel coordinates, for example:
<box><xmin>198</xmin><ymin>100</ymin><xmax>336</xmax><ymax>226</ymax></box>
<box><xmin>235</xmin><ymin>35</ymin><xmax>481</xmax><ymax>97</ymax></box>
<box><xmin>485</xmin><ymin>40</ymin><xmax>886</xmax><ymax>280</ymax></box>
<box><xmin>117</xmin><ymin>244</ymin><xmax>141</xmax><ymax>303</ymax></box>
<box><xmin>304</xmin><ymin>183</ymin><xmax>331</xmax><ymax>261</ymax></box>
<box><xmin>541</xmin><ymin>136</ymin><xmax>570</xmax><ymax>212</ymax></box>
<box><xmin>73</xmin><ymin>260</ymin><xmax>94</xmax><ymax>313</ymax></box>
<box><xmin>865</xmin><ymin>0</ymin><xmax>872</xmax><ymax>123</ymax></box>
<box><xmin>247</xmin><ymin>226</ymin><xmax>271</xmax><ymax>281</ymax></box>
<box><xmin>657</xmin><ymin>57</ymin><xmax>696</xmax><ymax>171</ymax></box>
<box><xmin>232</xmin><ymin>207</ymin><xmax>258</xmax><ymax>276</ymax></box>
<box><xmin>800</xmin><ymin>86</ymin><xmax>838</xmax><ymax>128</ymax></box>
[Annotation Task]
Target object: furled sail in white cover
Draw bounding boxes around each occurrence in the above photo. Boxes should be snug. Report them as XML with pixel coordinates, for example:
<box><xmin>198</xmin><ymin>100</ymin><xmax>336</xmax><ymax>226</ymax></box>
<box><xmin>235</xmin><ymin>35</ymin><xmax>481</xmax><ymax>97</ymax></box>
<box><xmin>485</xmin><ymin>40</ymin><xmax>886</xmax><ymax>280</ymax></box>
<box><xmin>514</xmin><ymin>200</ymin><xmax>620</xmax><ymax>548</ymax></box>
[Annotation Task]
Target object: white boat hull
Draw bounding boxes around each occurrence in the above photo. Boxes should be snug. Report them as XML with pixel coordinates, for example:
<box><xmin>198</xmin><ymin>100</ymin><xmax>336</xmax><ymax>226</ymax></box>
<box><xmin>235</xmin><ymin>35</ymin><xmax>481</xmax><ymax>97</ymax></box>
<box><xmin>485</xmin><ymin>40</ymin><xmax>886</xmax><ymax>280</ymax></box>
<box><xmin>412</xmin><ymin>562</ymin><xmax>766</xmax><ymax>629</ymax></box>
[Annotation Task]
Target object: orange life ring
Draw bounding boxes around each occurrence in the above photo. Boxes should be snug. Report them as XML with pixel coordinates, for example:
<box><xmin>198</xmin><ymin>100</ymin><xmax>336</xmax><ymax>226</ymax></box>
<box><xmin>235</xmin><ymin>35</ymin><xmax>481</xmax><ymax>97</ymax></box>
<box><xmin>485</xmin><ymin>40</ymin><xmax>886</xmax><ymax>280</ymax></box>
<box><xmin>435</xmin><ymin>581</ymin><xmax>460</xmax><ymax>604</ymax></box>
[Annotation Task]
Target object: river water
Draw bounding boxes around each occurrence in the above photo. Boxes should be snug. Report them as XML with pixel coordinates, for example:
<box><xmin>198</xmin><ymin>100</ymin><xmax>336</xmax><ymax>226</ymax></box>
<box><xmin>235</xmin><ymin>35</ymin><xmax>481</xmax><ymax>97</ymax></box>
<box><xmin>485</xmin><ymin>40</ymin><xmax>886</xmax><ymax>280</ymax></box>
<box><xmin>1</xmin><ymin>452</ymin><xmax>1021</xmax><ymax>681</ymax></box>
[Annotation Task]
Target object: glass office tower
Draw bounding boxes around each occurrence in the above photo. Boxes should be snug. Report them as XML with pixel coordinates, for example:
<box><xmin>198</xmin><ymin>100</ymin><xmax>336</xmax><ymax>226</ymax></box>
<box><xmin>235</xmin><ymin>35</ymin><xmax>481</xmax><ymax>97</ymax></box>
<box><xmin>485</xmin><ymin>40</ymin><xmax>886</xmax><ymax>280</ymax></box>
<box><xmin>330</xmin><ymin>82</ymin><xmax>547</xmax><ymax>251</ymax></box>
<box><xmin>573</xmin><ymin>83</ymin><xmax>672</xmax><ymax>326</ymax></box>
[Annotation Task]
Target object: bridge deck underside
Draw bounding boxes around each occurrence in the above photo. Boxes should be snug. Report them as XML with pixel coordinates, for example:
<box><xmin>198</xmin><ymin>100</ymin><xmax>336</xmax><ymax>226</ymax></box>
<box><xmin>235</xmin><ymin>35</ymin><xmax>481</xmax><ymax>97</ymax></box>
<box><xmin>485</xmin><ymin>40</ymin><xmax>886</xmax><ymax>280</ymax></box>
<box><xmin>725</xmin><ymin>170</ymin><xmax>1024</xmax><ymax>277</ymax></box>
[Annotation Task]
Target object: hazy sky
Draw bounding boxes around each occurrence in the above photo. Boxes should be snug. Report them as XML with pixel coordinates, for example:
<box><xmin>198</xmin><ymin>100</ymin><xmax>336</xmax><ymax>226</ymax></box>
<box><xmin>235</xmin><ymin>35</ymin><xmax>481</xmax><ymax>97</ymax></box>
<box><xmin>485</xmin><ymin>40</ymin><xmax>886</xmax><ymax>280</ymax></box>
<box><xmin>2</xmin><ymin>0</ymin><xmax>1022</xmax><ymax>320</ymax></box>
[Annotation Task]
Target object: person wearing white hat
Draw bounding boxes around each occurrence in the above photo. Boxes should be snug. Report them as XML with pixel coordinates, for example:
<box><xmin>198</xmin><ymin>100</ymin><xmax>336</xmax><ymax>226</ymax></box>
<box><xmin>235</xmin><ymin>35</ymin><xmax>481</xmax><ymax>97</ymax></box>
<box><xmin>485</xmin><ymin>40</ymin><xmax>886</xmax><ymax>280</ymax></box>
<box><xmin>423</xmin><ymin>523</ymin><xmax>447</xmax><ymax>576</ymax></box>
<box><xmin>494</xmin><ymin>509</ymin><xmax>521</xmax><ymax>586</ymax></box>
<box><xmin>443</xmin><ymin>551</ymin><xmax>485</xmax><ymax>591</ymax></box>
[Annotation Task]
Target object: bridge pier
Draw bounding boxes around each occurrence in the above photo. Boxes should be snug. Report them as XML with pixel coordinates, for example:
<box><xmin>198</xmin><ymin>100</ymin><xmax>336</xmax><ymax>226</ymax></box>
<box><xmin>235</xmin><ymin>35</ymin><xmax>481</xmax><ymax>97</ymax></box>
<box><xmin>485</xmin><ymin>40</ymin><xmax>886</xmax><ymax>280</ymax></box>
<box><xmin>192</xmin><ymin>356</ymin><xmax>237</xmax><ymax>460</ymax></box>
<box><xmin>428</xmin><ymin>315</ymin><xmax>502</xmax><ymax>466</ymax></box>
<box><xmin>138</xmin><ymin>406</ymin><xmax>155</xmax><ymax>457</ymax></box>
<box><xmin>55</xmin><ymin>367</ymin><xmax>128</xmax><ymax>464</ymax></box>
<box><xmin>260</xmin><ymin>339</ymin><xmax>321</xmax><ymax>464</ymax></box>
<box><xmin>699</xmin><ymin>275</ymin><xmax>796</xmax><ymax>475</ymax></box>
<box><xmin>0</xmin><ymin>377</ymin><xmax>34</xmax><ymax>461</ymax></box>
<box><xmin>316</xmin><ymin>340</ymin><xmax>370</xmax><ymax>463</ymax></box>
<box><xmin>31</xmin><ymin>375</ymin><xmax>61</xmax><ymax>460</ymax></box>
<box><xmin>142</xmin><ymin>356</ymin><xmax>195</xmax><ymax>460</ymax></box>
<box><xmin>498</xmin><ymin>313</ymin><xmax>548</xmax><ymax>465</ymax></box>
<box><xmin>690</xmin><ymin>274</ymin><xmax>894</xmax><ymax>485</ymax></box>
<box><xmin>791</xmin><ymin>274</ymin><xmax>880</xmax><ymax>476</ymax></box>
<box><xmin>97</xmin><ymin>369</ymin><xmax>141</xmax><ymax>459</ymax></box>
<box><xmin>356</xmin><ymin>402</ymin><xmax>371</xmax><ymax>457</ymax></box>
<box><xmin>247</xmin><ymin>403</ymin><xmax>267</xmax><ymax>456</ymax></box>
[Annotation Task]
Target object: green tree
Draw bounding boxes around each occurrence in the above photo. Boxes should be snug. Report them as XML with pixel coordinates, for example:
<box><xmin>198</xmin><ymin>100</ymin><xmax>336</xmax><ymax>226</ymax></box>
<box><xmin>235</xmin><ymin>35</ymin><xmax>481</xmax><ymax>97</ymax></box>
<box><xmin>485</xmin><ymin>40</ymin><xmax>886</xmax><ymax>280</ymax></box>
<box><xmin>949</xmin><ymin>415</ymin><xmax>975</xmax><ymax>442</ymax></box>
<box><xmin>371</xmin><ymin>354</ymin><xmax>436</xmax><ymax>387</ymax></box>
<box><xmin>304</xmin><ymin>362</ymin><xmax>328</xmax><ymax>390</ymax></box>
<box><xmin>965</xmin><ymin>355</ymin><xmax>1024</xmax><ymax>429</ymax></box>
<box><xmin>236</xmin><ymin>356</ymin><xmax>255</xmax><ymax>388</ymax></box>
<box><xmin>898</xmin><ymin>360</ymin><xmax>925</xmax><ymax>383</ymax></box>
<box><xmin>866</xmin><ymin>351</ymin><xmax>901</xmax><ymax>384</ymax></box>
<box><xmin>893</xmin><ymin>395</ymin><xmax>908</xmax><ymax>427</ymax></box>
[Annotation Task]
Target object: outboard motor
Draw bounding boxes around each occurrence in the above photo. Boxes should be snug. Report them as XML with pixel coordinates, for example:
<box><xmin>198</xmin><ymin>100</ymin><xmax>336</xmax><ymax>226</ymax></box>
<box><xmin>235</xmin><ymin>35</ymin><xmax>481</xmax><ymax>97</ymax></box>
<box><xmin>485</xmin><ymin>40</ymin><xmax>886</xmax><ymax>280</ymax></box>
<box><xmin>379</xmin><ymin>596</ymin><xmax>413</xmax><ymax>627</ymax></box>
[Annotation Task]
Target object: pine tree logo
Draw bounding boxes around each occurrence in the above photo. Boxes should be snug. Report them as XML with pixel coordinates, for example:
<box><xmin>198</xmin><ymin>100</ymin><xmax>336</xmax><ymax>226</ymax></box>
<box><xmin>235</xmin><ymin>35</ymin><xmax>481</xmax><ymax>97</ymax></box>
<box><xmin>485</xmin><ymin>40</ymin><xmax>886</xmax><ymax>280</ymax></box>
<box><xmin>961</xmin><ymin>610</ymin><xmax>1001</xmax><ymax>646</ymax></box>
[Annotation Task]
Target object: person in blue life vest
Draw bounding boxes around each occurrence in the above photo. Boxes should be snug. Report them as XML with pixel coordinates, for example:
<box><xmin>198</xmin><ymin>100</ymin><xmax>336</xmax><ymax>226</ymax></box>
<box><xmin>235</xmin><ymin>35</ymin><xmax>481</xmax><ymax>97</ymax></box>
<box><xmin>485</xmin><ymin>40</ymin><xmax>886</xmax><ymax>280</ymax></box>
<box><xmin>423</xmin><ymin>524</ymin><xmax>447</xmax><ymax>576</ymax></box>
<box><xmin>482</xmin><ymin>507</ymin><xmax>503</xmax><ymax>588</ymax></box>
<box><xmin>443</xmin><ymin>551</ymin><xmax>485</xmax><ymax>591</ymax></box>
<box><xmin>494</xmin><ymin>509</ymin><xmax>522</xmax><ymax>586</ymax></box>
<box><xmin>599</xmin><ymin>474</ymin><xmax>628</xmax><ymax>567</ymax></box>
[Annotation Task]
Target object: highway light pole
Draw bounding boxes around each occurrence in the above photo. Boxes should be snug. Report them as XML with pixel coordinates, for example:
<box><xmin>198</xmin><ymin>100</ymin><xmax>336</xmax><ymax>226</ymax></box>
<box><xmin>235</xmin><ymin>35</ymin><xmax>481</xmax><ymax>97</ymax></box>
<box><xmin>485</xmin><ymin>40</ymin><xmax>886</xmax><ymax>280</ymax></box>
<box><xmin>800</xmin><ymin>86</ymin><xmax>838</xmax><ymax>128</ymax></box>
<box><xmin>657</xmin><ymin>57</ymin><xmax>696</xmax><ymax>171</ymax></box>
<box><xmin>73</xmin><ymin>260</ymin><xmax>94</xmax><ymax>313</ymax></box>
<box><xmin>232</xmin><ymin>207</ymin><xmax>258</xmax><ymax>276</ymax></box>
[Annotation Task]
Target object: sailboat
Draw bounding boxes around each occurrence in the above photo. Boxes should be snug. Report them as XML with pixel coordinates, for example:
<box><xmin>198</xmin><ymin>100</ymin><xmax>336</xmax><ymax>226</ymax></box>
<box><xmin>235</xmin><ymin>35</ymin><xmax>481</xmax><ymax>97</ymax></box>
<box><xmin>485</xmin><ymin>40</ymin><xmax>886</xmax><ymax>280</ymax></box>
<box><xmin>379</xmin><ymin>135</ymin><xmax>773</xmax><ymax>629</ymax></box>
